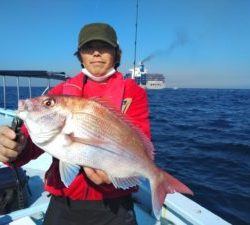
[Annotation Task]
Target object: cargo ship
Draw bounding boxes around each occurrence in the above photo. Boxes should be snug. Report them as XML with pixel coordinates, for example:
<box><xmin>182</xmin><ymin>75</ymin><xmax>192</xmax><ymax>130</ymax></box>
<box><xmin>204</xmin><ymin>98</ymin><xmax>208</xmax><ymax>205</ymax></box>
<box><xmin>125</xmin><ymin>63</ymin><xmax>166</xmax><ymax>89</ymax></box>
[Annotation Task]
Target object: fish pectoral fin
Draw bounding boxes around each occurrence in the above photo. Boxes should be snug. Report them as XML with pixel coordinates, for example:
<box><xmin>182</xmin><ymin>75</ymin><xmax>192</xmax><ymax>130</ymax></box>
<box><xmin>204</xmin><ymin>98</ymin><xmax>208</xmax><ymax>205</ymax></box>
<box><xmin>59</xmin><ymin>161</ymin><xmax>81</xmax><ymax>187</ymax></box>
<box><xmin>109</xmin><ymin>176</ymin><xmax>141</xmax><ymax>190</ymax></box>
<box><xmin>68</xmin><ymin>134</ymin><xmax>107</xmax><ymax>147</ymax></box>
<box><xmin>63</xmin><ymin>114</ymin><xmax>107</xmax><ymax>147</ymax></box>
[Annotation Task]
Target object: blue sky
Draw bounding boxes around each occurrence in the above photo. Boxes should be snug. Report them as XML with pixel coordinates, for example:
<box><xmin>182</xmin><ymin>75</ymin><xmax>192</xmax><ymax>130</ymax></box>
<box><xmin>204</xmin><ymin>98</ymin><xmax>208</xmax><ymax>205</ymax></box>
<box><xmin>0</xmin><ymin>0</ymin><xmax>250</xmax><ymax>88</ymax></box>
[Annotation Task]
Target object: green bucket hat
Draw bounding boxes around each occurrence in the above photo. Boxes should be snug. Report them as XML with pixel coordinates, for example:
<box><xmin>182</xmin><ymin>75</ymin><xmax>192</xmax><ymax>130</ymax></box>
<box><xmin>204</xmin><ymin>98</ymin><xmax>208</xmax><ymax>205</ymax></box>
<box><xmin>77</xmin><ymin>23</ymin><xmax>118</xmax><ymax>49</ymax></box>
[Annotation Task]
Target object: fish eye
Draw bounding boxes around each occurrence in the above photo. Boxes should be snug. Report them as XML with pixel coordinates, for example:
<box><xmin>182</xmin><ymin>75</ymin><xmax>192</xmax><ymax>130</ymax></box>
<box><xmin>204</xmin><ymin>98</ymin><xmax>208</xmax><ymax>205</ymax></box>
<box><xmin>43</xmin><ymin>98</ymin><xmax>55</xmax><ymax>107</ymax></box>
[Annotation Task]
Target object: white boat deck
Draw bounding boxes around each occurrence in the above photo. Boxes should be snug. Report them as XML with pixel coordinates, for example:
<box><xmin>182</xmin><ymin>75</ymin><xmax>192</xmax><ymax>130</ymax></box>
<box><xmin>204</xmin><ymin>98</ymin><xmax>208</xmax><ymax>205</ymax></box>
<box><xmin>0</xmin><ymin>108</ymin><xmax>16</xmax><ymax>126</ymax></box>
<box><xmin>0</xmin><ymin>167</ymin><xmax>48</xmax><ymax>225</ymax></box>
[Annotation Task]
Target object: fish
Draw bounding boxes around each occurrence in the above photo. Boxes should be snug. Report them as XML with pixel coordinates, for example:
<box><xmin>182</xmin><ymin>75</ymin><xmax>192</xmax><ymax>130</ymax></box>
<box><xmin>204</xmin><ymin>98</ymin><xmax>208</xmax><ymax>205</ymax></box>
<box><xmin>17</xmin><ymin>95</ymin><xmax>193</xmax><ymax>219</ymax></box>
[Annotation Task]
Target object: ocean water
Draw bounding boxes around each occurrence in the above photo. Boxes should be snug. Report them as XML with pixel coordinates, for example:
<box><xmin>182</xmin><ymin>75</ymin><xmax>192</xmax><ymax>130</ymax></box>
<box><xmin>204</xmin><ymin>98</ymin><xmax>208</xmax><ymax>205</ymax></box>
<box><xmin>1</xmin><ymin>87</ymin><xmax>250</xmax><ymax>225</ymax></box>
<box><xmin>147</xmin><ymin>88</ymin><xmax>250</xmax><ymax>225</ymax></box>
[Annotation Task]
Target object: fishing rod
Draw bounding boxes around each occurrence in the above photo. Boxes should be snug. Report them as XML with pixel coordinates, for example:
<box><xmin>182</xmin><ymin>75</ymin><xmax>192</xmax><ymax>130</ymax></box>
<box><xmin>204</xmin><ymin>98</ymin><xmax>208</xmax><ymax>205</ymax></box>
<box><xmin>133</xmin><ymin>0</ymin><xmax>139</xmax><ymax>77</ymax></box>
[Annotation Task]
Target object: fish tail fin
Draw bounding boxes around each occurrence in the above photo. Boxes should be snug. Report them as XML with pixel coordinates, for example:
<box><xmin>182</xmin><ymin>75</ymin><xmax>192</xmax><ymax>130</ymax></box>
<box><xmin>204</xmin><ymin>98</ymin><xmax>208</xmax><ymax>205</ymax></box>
<box><xmin>150</xmin><ymin>169</ymin><xmax>193</xmax><ymax>220</ymax></box>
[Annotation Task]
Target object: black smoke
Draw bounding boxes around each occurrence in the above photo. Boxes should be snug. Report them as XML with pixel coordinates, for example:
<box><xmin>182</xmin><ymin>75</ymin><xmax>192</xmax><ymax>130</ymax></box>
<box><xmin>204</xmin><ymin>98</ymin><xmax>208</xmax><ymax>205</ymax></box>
<box><xmin>142</xmin><ymin>31</ymin><xmax>189</xmax><ymax>63</ymax></box>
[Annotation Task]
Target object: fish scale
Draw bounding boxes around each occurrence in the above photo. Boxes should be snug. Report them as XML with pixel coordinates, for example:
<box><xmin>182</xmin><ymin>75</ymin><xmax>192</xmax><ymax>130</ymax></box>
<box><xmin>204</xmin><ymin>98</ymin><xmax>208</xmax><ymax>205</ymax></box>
<box><xmin>73</xmin><ymin>112</ymin><xmax>136</xmax><ymax>152</ymax></box>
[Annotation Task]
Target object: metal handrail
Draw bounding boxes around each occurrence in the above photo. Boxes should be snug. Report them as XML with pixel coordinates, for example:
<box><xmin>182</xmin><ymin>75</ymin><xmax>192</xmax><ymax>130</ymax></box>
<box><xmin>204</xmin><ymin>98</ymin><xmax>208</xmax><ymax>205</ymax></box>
<box><xmin>0</xmin><ymin>70</ymin><xmax>68</xmax><ymax>80</ymax></box>
<box><xmin>0</xmin><ymin>70</ymin><xmax>69</xmax><ymax>109</ymax></box>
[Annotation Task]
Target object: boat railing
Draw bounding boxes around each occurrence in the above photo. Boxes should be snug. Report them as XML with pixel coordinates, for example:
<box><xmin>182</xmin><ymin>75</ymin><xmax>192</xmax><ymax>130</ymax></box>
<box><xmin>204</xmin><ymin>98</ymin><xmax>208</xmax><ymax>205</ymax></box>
<box><xmin>0</xmin><ymin>70</ymin><xmax>69</xmax><ymax>110</ymax></box>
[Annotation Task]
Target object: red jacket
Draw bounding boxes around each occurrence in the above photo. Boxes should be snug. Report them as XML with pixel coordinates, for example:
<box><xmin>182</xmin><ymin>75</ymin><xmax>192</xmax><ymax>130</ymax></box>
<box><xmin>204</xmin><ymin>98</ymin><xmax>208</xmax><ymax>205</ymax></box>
<box><xmin>15</xmin><ymin>71</ymin><xmax>151</xmax><ymax>200</ymax></box>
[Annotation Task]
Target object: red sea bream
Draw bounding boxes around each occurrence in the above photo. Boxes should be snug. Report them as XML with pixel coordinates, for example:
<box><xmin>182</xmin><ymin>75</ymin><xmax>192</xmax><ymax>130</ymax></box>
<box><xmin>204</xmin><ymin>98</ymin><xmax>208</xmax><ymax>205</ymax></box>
<box><xmin>17</xmin><ymin>95</ymin><xmax>193</xmax><ymax>219</ymax></box>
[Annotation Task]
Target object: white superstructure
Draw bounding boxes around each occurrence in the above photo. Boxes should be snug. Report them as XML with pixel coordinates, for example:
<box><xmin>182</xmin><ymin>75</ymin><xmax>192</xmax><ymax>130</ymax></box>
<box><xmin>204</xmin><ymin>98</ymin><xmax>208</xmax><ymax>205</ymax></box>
<box><xmin>125</xmin><ymin>63</ymin><xmax>166</xmax><ymax>89</ymax></box>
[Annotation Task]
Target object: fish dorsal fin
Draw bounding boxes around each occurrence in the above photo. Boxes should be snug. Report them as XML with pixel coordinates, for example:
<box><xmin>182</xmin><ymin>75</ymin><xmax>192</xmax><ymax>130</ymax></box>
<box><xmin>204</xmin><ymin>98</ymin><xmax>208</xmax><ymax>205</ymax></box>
<box><xmin>130</xmin><ymin>125</ymin><xmax>155</xmax><ymax>160</ymax></box>
<box><xmin>59</xmin><ymin>161</ymin><xmax>81</xmax><ymax>187</ymax></box>
<box><xmin>109</xmin><ymin>176</ymin><xmax>141</xmax><ymax>190</ymax></box>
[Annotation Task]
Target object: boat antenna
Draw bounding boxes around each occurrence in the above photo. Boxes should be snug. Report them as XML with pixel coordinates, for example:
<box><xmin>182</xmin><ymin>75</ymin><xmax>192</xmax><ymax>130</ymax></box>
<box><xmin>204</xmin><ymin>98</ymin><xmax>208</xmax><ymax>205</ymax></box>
<box><xmin>133</xmin><ymin>0</ymin><xmax>139</xmax><ymax>77</ymax></box>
